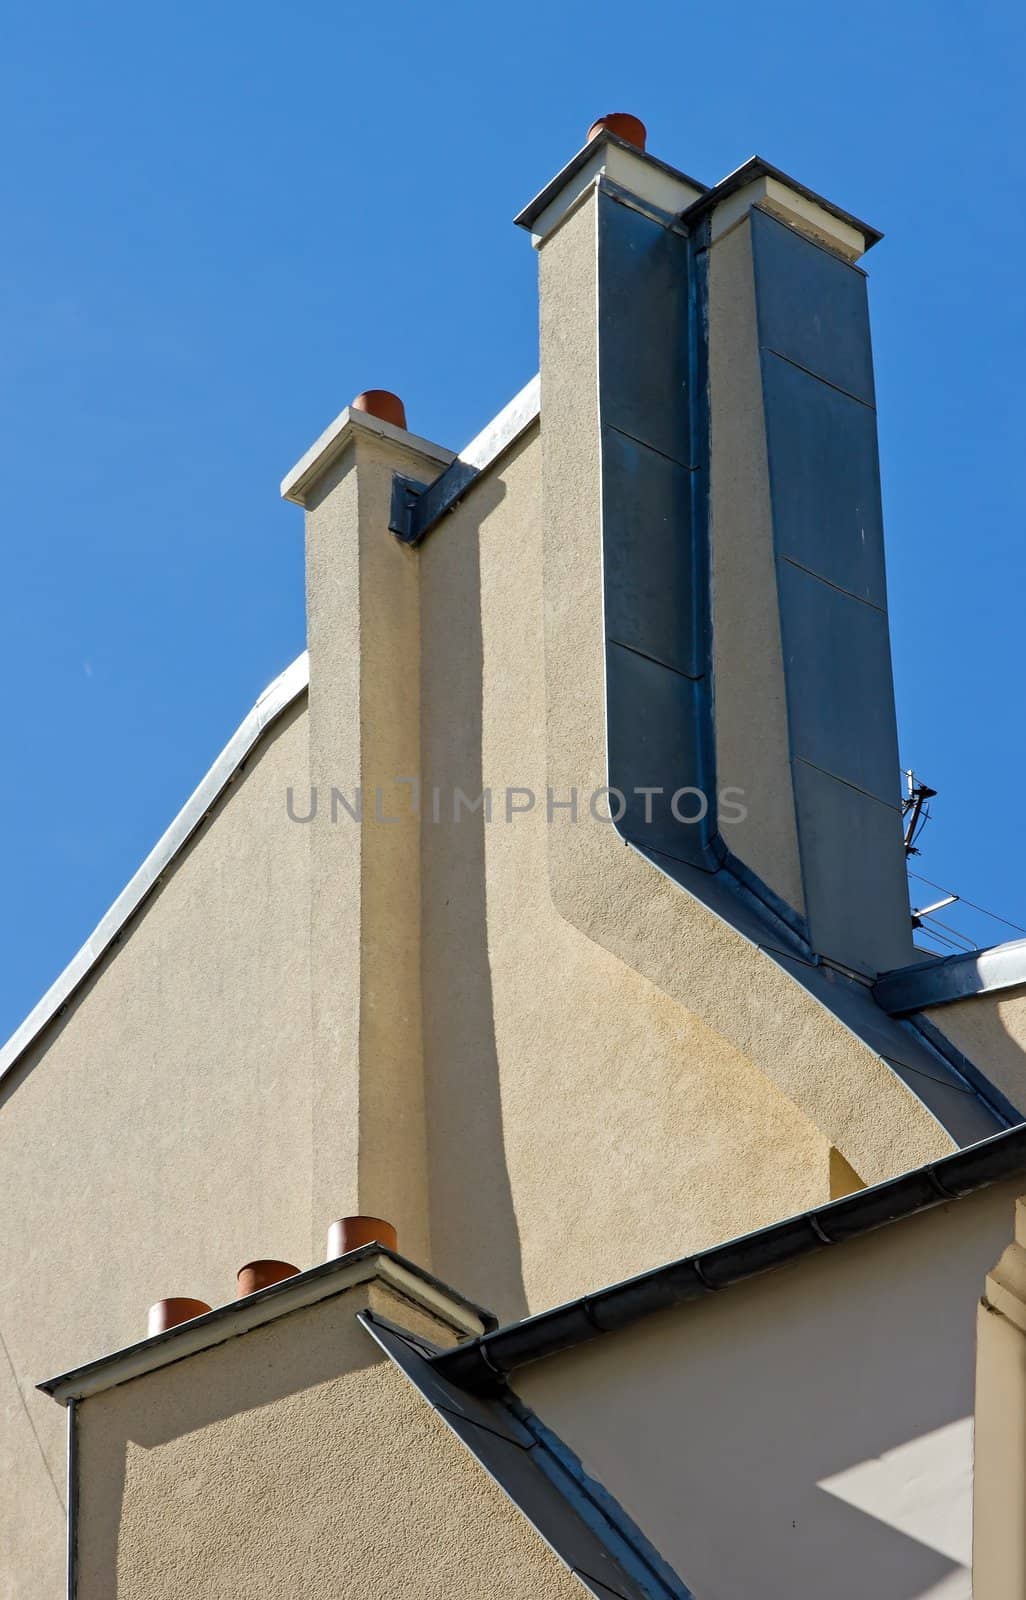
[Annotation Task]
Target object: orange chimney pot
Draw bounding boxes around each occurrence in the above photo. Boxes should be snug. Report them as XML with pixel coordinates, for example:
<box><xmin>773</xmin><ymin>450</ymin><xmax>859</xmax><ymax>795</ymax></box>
<box><xmin>236</xmin><ymin>1259</ymin><xmax>300</xmax><ymax>1298</ymax></box>
<box><xmin>351</xmin><ymin>390</ymin><xmax>408</xmax><ymax>429</ymax></box>
<box><xmin>147</xmin><ymin>1297</ymin><xmax>212</xmax><ymax>1337</ymax></box>
<box><xmin>586</xmin><ymin>113</ymin><xmax>647</xmax><ymax>151</ymax></box>
<box><xmin>326</xmin><ymin>1215</ymin><xmax>398</xmax><ymax>1259</ymax></box>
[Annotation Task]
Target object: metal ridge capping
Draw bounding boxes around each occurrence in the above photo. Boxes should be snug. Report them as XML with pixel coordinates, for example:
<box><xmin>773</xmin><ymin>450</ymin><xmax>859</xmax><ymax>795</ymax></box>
<box><xmin>0</xmin><ymin>651</ymin><xmax>310</xmax><ymax>1087</ymax></box>
<box><xmin>433</xmin><ymin>1121</ymin><xmax>1026</xmax><ymax>1390</ymax></box>
<box><xmin>874</xmin><ymin>937</ymin><xmax>1026</xmax><ymax>1014</ymax></box>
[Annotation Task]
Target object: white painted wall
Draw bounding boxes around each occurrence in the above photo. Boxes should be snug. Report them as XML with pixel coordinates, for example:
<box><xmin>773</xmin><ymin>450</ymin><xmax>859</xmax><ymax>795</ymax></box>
<box><xmin>516</xmin><ymin>1179</ymin><xmax>1024</xmax><ymax>1600</ymax></box>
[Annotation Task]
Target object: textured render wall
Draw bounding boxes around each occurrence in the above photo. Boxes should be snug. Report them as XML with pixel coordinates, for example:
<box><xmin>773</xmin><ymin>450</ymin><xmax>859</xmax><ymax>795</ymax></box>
<box><xmin>303</xmin><ymin>427</ymin><xmax>438</xmax><ymax>1265</ymax></box>
<box><xmin>0</xmin><ymin>701</ymin><xmax>313</xmax><ymax>1600</ymax></box>
<box><xmin>517</xmin><ymin>1178</ymin><xmax>1025</xmax><ymax>1600</ymax></box>
<box><xmin>75</xmin><ymin>1284</ymin><xmax>582</xmax><ymax>1600</ymax></box>
<box><xmin>420</xmin><ymin>425</ymin><xmax>836</xmax><ymax>1321</ymax></box>
<box><xmin>924</xmin><ymin>992</ymin><xmax>1026</xmax><ymax>1115</ymax></box>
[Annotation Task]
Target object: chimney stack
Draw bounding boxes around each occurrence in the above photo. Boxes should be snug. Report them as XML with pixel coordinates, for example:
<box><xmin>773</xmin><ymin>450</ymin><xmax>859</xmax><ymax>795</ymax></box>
<box><xmin>521</xmin><ymin>122</ymin><xmax>912</xmax><ymax>977</ymax></box>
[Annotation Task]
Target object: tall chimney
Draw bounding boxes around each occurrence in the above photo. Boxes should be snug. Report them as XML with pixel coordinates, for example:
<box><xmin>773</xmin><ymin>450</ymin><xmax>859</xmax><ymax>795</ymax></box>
<box><xmin>520</xmin><ymin>126</ymin><xmax>913</xmax><ymax>977</ymax></box>
<box><xmin>702</xmin><ymin>163</ymin><xmax>912</xmax><ymax>975</ymax></box>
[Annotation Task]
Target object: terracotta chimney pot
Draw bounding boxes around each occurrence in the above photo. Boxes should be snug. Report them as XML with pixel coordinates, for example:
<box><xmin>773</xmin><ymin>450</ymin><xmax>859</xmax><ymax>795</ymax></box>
<box><xmin>586</xmin><ymin>113</ymin><xmax>647</xmax><ymax>151</ymax></box>
<box><xmin>351</xmin><ymin>390</ymin><xmax>408</xmax><ymax>429</ymax></box>
<box><xmin>147</xmin><ymin>1297</ymin><xmax>212</xmax><ymax>1337</ymax></box>
<box><xmin>326</xmin><ymin>1215</ymin><xmax>398</xmax><ymax>1259</ymax></box>
<box><xmin>236</xmin><ymin>1259</ymin><xmax>300</xmax><ymax>1298</ymax></box>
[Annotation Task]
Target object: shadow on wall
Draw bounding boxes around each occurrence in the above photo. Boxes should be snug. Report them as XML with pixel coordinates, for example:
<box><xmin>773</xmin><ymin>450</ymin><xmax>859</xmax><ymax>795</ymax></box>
<box><xmin>74</xmin><ymin>1296</ymin><xmax>385</xmax><ymax>1597</ymax></box>
<box><xmin>419</xmin><ymin>471</ymin><xmax>528</xmax><ymax>1323</ymax></box>
<box><xmin>517</xmin><ymin>1183</ymin><xmax>1020</xmax><ymax>1600</ymax></box>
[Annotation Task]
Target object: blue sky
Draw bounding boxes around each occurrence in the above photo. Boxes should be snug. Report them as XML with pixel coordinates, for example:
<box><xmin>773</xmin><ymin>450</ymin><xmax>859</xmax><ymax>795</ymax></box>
<box><xmin>1</xmin><ymin>0</ymin><xmax>1024</xmax><ymax>1037</ymax></box>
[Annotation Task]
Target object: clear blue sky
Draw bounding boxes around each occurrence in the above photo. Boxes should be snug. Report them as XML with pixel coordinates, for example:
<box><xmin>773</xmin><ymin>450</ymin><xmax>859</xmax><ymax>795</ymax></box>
<box><xmin>2</xmin><ymin>0</ymin><xmax>1024</xmax><ymax>1038</ymax></box>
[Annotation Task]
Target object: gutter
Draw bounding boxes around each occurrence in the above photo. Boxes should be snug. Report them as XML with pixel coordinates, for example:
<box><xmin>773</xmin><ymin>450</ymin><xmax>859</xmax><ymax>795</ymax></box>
<box><xmin>434</xmin><ymin>1120</ymin><xmax>1026</xmax><ymax>1391</ymax></box>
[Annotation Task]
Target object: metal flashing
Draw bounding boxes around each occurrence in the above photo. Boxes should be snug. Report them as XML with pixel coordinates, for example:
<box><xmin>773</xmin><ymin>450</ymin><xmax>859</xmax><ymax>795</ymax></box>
<box><xmin>747</xmin><ymin>205</ymin><xmax>911</xmax><ymax>975</ymax></box>
<box><xmin>281</xmin><ymin>406</ymin><xmax>453</xmax><ymax>508</ymax></box>
<box><xmin>596</xmin><ymin>182</ymin><xmax>717</xmax><ymax>869</ymax></box>
<box><xmin>514</xmin><ymin>130</ymin><xmax>706</xmax><ymax>236</ymax></box>
<box><xmin>681</xmin><ymin>155</ymin><xmax>882</xmax><ymax>251</ymax></box>
<box><xmin>362</xmin><ymin>1312</ymin><xmax>693</xmax><ymax>1600</ymax></box>
<box><xmin>434</xmin><ymin>1119</ymin><xmax>1026</xmax><ymax>1393</ymax></box>
<box><xmin>38</xmin><ymin>1244</ymin><xmax>495</xmax><ymax>1406</ymax></box>
<box><xmin>576</xmin><ymin>158</ymin><xmax>1004</xmax><ymax>1134</ymax></box>
<box><xmin>874</xmin><ymin>938</ymin><xmax>1026</xmax><ymax>1015</ymax></box>
<box><xmin>0</xmin><ymin>653</ymin><xmax>310</xmax><ymax>1089</ymax></box>
<box><xmin>390</xmin><ymin>374</ymin><xmax>540</xmax><ymax>547</ymax></box>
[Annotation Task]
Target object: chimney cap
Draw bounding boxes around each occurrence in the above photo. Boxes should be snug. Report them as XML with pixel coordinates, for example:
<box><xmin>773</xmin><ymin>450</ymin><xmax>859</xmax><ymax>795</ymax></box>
<box><xmin>352</xmin><ymin>390</ymin><xmax>408</xmax><ymax>430</ymax></box>
<box><xmin>586</xmin><ymin>113</ymin><xmax>647</xmax><ymax>151</ymax></box>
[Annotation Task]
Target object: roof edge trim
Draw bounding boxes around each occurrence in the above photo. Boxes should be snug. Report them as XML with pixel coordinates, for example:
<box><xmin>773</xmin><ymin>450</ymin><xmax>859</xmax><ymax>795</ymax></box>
<box><xmin>39</xmin><ymin>1244</ymin><xmax>494</xmax><ymax>1405</ymax></box>
<box><xmin>681</xmin><ymin>155</ymin><xmax>883</xmax><ymax>249</ymax></box>
<box><xmin>514</xmin><ymin>129</ymin><xmax>707</xmax><ymax>232</ymax></box>
<box><xmin>0</xmin><ymin>651</ymin><xmax>311</xmax><ymax>1089</ymax></box>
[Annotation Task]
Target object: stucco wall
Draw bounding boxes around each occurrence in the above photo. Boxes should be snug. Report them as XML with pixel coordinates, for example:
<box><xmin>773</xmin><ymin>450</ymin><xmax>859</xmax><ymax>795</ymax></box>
<box><xmin>515</xmin><ymin>1177</ymin><xmax>1025</xmax><ymax>1600</ymax></box>
<box><xmin>74</xmin><ymin>1282</ymin><xmax>581</xmax><ymax>1600</ymax></box>
<box><xmin>924</xmin><ymin>991</ymin><xmax>1026</xmax><ymax>1116</ymax></box>
<box><xmin>0</xmin><ymin>698</ymin><xmax>312</xmax><ymax>1600</ymax></box>
<box><xmin>420</xmin><ymin>425</ymin><xmax>837</xmax><ymax>1321</ymax></box>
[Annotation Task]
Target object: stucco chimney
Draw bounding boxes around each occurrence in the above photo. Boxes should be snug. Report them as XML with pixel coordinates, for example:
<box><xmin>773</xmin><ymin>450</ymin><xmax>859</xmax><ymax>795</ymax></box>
<box><xmin>280</xmin><ymin>393</ymin><xmax>453</xmax><ymax>1265</ymax></box>
<box><xmin>520</xmin><ymin>122</ymin><xmax>912</xmax><ymax>977</ymax></box>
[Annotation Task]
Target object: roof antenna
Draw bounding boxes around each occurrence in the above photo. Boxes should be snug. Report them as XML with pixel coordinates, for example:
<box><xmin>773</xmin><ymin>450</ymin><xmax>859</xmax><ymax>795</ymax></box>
<box><xmin>902</xmin><ymin>769</ymin><xmax>937</xmax><ymax>859</ymax></box>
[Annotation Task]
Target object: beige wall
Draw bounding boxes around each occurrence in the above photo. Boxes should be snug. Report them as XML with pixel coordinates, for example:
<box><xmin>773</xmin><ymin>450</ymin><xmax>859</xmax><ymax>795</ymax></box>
<box><xmin>420</xmin><ymin>425</ymin><xmax>839</xmax><ymax>1320</ymax></box>
<box><xmin>516</xmin><ymin>1178</ymin><xmax>1026</xmax><ymax>1600</ymax></box>
<box><xmin>0</xmin><ymin>700</ymin><xmax>312</xmax><ymax>1600</ymax></box>
<box><xmin>3</xmin><ymin>167</ymin><xmax>990</xmax><ymax>1600</ymax></box>
<box><xmin>74</xmin><ymin>1281</ymin><xmax>580</xmax><ymax>1600</ymax></box>
<box><xmin>925</xmin><ymin>990</ymin><xmax>1026</xmax><ymax>1116</ymax></box>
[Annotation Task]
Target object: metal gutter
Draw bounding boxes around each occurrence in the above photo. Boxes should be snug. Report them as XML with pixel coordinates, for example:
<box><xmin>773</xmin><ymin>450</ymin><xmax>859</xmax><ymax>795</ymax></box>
<box><xmin>38</xmin><ymin>1244</ymin><xmax>495</xmax><ymax>1406</ymax></box>
<box><xmin>362</xmin><ymin>1312</ymin><xmax>693</xmax><ymax>1600</ymax></box>
<box><xmin>680</xmin><ymin>155</ymin><xmax>883</xmax><ymax>249</ymax></box>
<box><xmin>0</xmin><ymin>653</ymin><xmax>310</xmax><ymax>1090</ymax></box>
<box><xmin>389</xmin><ymin>375</ymin><xmax>541</xmax><ymax>547</ymax></box>
<box><xmin>433</xmin><ymin>1120</ymin><xmax>1026</xmax><ymax>1392</ymax></box>
<box><xmin>874</xmin><ymin>938</ymin><xmax>1026</xmax><ymax>1015</ymax></box>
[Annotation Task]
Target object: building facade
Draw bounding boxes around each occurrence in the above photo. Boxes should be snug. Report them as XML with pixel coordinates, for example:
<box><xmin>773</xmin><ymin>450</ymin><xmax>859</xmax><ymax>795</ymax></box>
<box><xmin>4</xmin><ymin>114</ymin><xmax>1026</xmax><ymax>1599</ymax></box>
